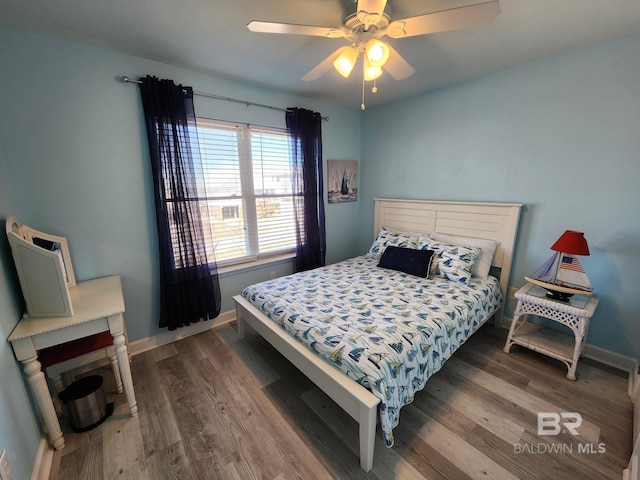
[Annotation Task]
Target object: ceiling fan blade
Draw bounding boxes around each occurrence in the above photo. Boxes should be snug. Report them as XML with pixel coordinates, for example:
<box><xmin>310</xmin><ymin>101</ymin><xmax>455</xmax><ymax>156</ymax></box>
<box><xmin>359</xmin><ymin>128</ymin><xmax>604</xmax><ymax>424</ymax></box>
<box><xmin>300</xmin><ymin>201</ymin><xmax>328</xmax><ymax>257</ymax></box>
<box><xmin>384</xmin><ymin>45</ymin><xmax>415</xmax><ymax>80</ymax></box>
<box><xmin>357</xmin><ymin>0</ymin><xmax>387</xmax><ymax>16</ymax></box>
<box><xmin>386</xmin><ymin>1</ymin><xmax>500</xmax><ymax>39</ymax></box>
<box><xmin>247</xmin><ymin>20</ymin><xmax>340</xmax><ymax>37</ymax></box>
<box><xmin>302</xmin><ymin>47</ymin><xmax>346</xmax><ymax>81</ymax></box>
<box><xmin>357</xmin><ymin>0</ymin><xmax>388</xmax><ymax>29</ymax></box>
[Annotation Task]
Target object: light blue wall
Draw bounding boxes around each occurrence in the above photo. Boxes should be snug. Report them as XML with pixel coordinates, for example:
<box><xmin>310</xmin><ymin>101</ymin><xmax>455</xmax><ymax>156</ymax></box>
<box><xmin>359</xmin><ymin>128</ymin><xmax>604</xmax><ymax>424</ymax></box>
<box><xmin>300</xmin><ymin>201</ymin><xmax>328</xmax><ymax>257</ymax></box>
<box><xmin>359</xmin><ymin>34</ymin><xmax>640</xmax><ymax>358</ymax></box>
<box><xmin>0</xmin><ymin>25</ymin><xmax>361</xmax><ymax>475</ymax></box>
<box><xmin>0</xmin><ymin>149</ymin><xmax>42</xmax><ymax>480</ymax></box>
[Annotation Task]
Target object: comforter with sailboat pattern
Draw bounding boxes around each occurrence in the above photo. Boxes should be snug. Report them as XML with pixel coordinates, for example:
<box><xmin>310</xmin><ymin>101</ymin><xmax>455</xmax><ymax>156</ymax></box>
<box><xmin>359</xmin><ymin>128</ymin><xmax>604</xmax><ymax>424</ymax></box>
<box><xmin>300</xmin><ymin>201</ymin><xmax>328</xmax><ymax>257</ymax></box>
<box><xmin>242</xmin><ymin>256</ymin><xmax>501</xmax><ymax>447</ymax></box>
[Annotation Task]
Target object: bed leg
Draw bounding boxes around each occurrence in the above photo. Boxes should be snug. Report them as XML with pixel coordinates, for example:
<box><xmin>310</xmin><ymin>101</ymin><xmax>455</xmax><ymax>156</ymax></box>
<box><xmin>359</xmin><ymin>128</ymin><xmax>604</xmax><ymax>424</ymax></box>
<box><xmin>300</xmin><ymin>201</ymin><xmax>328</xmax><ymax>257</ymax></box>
<box><xmin>236</xmin><ymin>306</ymin><xmax>246</xmax><ymax>340</ymax></box>
<box><xmin>358</xmin><ymin>404</ymin><xmax>376</xmax><ymax>472</ymax></box>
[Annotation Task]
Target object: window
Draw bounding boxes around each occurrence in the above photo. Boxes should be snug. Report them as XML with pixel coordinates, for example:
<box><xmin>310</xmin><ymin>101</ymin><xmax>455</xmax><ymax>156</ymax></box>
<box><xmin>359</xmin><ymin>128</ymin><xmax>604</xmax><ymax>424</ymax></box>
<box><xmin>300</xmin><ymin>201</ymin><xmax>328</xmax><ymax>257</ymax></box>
<box><xmin>185</xmin><ymin>118</ymin><xmax>298</xmax><ymax>267</ymax></box>
<box><xmin>221</xmin><ymin>205</ymin><xmax>240</xmax><ymax>220</ymax></box>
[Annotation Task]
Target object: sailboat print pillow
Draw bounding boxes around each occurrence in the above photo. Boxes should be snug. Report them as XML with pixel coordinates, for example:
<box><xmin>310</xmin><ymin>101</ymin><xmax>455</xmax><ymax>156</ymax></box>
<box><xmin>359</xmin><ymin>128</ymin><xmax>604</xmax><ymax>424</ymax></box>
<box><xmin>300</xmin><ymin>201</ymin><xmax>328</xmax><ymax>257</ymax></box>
<box><xmin>417</xmin><ymin>235</ymin><xmax>480</xmax><ymax>284</ymax></box>
<box><xmin>430</xmin><ymin>232</ymin><xmax>498</xmax><ymax>279</ymax></box>
<box><xmin>366</xmin><ymin>227</ymin><xmax>419</xmax><ymax>260</ymax></box>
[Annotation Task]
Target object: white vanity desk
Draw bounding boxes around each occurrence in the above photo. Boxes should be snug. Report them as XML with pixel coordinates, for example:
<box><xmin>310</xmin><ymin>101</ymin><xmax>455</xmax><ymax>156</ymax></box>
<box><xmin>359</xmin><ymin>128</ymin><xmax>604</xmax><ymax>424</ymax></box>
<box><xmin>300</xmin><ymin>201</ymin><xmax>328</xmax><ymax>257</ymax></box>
<box><xmin>8</xmin><ymin>275</ymin><xmax>137</xmax><ymax>450</ymax></box>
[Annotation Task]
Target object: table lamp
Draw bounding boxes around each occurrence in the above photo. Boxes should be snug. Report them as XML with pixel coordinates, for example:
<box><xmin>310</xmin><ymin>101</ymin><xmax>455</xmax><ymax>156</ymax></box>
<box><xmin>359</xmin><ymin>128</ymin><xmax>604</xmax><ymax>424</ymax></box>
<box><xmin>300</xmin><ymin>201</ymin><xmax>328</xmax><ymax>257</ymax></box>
<box><xmin>525</xmin><ymin>230</ymin><xmax>593</xmax><ymax>301</ymax></box>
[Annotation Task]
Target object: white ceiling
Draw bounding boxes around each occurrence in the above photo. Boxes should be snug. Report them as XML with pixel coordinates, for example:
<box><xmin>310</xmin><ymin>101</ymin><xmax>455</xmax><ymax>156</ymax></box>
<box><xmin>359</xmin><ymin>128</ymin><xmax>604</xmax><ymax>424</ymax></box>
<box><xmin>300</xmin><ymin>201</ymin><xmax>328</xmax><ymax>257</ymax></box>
<box><xmin>2</xmin><ymin>0</ymin><xmax>640</xmax><ymax>109</ymax></box>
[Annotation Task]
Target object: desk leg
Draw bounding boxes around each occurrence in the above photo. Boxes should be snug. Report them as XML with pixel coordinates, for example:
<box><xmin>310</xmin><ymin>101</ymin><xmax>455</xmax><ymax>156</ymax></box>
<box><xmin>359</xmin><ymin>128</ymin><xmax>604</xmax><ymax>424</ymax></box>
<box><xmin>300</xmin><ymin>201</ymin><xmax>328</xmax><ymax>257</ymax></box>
<box><xmin>110</xmin><ymin>315</ymin><xmax>138</xmax><ymax>417</ymax></box>
<box><xmin>23</xmin><ymin>355</ymin><xmax>65</xmax><ymax>450</ymax></box>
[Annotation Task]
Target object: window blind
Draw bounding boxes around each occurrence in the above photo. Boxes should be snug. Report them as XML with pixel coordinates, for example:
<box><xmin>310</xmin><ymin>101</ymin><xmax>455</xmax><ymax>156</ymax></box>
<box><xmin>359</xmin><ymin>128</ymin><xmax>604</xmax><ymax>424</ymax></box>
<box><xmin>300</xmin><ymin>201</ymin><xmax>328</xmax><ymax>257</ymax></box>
<box><xmin>176</xmin><ymin>118</ymin><xmax>298</xmax><ymax>267</ymax></box>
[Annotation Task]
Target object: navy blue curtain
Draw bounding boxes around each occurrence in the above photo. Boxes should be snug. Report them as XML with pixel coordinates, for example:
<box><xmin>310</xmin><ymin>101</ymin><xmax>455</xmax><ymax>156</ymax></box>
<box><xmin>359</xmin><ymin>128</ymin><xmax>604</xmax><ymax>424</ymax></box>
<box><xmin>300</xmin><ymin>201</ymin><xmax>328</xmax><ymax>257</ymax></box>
<box><xmin>139</xmin><ymin>76</ymin><xmax>221</xmax><ymax>330</ymax></box>
<box><xmin>286</xmin><ymin>107</ymin><xmax>326</xmax><ymax>272</ymax></box>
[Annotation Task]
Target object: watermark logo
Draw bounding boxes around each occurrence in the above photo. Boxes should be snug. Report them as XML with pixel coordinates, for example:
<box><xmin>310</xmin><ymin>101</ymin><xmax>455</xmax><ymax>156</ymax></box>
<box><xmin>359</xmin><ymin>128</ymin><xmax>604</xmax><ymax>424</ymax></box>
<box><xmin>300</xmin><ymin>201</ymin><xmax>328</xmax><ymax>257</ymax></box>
<box><xmin>513</xmin><ymin>411</ymin><xmax>606</xmax><ymax>455</ymax></box>
<box><xmin>537</xmin><ymin>412</ymin><xmax>582</xmax><ymax>436</ymax></box>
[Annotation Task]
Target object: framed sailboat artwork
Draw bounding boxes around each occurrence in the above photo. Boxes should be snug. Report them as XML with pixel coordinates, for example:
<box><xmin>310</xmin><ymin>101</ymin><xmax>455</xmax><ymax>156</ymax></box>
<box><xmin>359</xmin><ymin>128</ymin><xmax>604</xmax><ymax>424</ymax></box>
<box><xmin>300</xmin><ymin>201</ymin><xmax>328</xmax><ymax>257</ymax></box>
<box><xmin>328</xmin><ymin>159</ymin><xmax>358</xmax><ymax>203</ymax></box>
<box><xmin>525</xmin><ymin>230</ymin><xmax>593</xmax><ymax>302</ymax></box>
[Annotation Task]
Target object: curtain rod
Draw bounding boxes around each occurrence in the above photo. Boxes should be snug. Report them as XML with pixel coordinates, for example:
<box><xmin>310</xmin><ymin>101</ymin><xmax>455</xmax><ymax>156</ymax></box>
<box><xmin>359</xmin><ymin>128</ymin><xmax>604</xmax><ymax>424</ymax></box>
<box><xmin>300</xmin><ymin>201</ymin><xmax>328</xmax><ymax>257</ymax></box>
<box><xmin>121</xmin><ymin>76</ymin><xmax>329</xmax><ymax>121</ymax></box>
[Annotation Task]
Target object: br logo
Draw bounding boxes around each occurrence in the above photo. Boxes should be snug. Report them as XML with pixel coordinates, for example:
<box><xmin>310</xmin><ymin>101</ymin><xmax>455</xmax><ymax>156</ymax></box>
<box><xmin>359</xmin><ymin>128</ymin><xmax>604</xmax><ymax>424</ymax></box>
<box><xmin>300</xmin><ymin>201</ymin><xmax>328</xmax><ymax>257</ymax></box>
<box><xmin>537</xmin><ymin>412</ymin><xmax>582</xmax><ymax>436</ymax></box>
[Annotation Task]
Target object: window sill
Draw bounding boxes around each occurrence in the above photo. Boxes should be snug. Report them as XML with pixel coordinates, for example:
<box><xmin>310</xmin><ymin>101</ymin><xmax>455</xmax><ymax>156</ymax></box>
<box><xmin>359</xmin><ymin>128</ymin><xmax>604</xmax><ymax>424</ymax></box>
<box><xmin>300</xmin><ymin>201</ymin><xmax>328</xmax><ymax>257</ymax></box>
<box><xmin>216</xmin><ymin>252</ymin><xmax>296</xmax><ymax>276</ymax></box>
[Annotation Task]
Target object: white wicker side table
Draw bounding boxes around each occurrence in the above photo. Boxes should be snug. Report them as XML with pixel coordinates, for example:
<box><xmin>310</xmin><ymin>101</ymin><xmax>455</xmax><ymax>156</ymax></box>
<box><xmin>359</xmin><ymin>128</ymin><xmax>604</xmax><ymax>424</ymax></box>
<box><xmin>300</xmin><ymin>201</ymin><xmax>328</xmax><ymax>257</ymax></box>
<box><xmin>503</xmin><ymin>282</ymin><xmax>599</xmax><ymax>380</ymax></box>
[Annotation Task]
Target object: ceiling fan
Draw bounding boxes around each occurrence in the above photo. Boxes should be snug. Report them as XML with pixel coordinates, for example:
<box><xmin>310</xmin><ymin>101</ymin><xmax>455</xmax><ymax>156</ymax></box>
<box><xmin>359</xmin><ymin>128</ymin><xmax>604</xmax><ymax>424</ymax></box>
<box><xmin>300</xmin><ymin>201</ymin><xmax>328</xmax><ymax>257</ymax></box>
<box><xmin>247</xmin><ymin>0</ymin><xmax>500</xmax><ymax>106</ymax></box>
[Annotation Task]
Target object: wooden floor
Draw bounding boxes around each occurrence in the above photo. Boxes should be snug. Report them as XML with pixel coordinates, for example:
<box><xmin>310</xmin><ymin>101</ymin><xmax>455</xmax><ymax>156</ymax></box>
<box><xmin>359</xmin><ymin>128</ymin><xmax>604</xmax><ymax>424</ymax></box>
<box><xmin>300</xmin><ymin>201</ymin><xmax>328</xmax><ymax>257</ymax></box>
<box><xmin>49</xmin><ymin>322</ymin><xmax>633</xmax><ymax>480</ymax></box>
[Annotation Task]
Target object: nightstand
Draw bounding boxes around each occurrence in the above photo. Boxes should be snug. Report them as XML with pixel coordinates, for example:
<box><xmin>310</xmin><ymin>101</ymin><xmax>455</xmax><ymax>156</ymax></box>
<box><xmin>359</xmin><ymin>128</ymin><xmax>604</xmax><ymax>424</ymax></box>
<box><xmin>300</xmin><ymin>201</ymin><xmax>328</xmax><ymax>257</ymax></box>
<box><xmin>503</xmin><ymin>282</ymin><xmax>599</xmax><ymax>380</ymax></box>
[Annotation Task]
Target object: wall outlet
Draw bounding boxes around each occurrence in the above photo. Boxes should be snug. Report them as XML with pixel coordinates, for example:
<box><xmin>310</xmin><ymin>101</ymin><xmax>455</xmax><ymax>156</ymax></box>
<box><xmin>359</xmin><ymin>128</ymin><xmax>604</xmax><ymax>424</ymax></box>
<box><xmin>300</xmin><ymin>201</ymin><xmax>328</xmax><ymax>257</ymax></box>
<box><xmin>270</xmin><ymin>271</ymin><xmax>277</xmax><ymax>280</ymax></box>
<box><xmin>0</xmin><ymin>449</ymin><xmax>12</xmax><ymax>480</ymax></box>
<box><xmin>508</xmin><ymin>287</ymin><xmax>518</xmax><ymax>300</ymax></box>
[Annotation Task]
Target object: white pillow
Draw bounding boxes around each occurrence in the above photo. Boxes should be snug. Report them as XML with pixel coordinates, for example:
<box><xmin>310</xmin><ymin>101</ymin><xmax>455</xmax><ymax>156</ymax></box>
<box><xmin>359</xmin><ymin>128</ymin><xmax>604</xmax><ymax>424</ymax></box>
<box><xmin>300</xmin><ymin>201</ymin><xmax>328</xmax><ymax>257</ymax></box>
<box><xmin>430</xmin><ymin>232</ymin><xmax>498</xmax><ymax>279</ymax></box>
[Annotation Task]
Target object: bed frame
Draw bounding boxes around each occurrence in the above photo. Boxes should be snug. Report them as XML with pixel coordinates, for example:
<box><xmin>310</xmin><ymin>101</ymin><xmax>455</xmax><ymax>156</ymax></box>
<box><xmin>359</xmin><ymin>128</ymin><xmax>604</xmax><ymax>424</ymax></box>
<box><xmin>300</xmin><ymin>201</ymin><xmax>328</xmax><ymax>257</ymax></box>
<box><xmin>233</xmin><ymin>198</ymin><xmax>522</xmax><ymax>472</ymax></box>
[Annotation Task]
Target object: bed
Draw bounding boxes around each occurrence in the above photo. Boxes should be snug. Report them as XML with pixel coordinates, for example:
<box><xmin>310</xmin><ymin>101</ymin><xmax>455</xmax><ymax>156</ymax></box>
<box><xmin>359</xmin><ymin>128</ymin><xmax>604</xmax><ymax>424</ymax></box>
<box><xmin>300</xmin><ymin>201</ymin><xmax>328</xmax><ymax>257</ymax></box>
<box><xmin>233</xmin><ymin>198</ymin><xmax>522</xmax><ymax>471</ymax></box>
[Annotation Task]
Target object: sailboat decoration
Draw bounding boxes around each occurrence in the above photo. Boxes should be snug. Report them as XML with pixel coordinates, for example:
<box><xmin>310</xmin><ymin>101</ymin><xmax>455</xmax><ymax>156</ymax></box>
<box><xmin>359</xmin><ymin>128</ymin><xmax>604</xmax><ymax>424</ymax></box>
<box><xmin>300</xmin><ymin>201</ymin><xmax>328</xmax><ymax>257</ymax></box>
<box><xmin>524</xmin><ymin>230</ymin><xmax>593</xmax><ymax>301</ymax></box>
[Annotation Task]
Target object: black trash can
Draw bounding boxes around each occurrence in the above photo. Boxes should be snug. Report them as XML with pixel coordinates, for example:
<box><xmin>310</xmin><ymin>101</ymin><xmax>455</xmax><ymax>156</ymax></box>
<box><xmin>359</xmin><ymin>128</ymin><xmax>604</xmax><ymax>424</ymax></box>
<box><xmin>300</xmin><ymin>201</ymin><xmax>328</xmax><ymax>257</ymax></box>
<box><xmin>59</xmin><ymin>375</ymin><xmax>114</xmax><ymax>432</ymax></box>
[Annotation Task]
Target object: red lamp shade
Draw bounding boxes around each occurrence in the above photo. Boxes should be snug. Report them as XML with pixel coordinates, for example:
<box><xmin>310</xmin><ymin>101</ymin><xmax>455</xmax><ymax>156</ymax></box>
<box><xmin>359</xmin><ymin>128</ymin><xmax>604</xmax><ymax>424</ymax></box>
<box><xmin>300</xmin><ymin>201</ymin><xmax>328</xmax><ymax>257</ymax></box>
<box><xmin>550</xmin><ymin>230</ymin><xmax>590</xmax><ymax>256</ymax></box>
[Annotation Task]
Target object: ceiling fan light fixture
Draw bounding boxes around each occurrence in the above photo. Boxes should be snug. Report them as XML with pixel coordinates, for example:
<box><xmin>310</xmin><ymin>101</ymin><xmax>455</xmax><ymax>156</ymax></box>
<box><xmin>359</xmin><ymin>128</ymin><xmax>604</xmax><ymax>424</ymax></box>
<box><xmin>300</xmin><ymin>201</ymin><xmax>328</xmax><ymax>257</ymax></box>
<box><xmin>365</xmin><ymin>39</ymin><xmax>390</xmax><ymax>68</ymax></box>
<box><xmin>363</xmin><ymin>57</ymin><xmax>383</xmax><ymax>81</ymax></box>
<box><xmin>333</xmin><ymin>46</ymin><xmax>359</xmax><ymax>77</ymax></box>
<box><xmin>247</xmin><ymin>0</ymin><xmax>501</xmax><ymax>106</ymax></box>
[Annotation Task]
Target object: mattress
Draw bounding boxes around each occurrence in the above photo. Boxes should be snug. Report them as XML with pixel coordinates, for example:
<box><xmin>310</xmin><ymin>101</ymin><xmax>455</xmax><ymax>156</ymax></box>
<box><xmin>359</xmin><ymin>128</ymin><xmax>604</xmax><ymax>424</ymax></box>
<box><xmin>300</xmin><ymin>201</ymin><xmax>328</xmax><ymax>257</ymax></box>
<box><xmin>242</xmin><ymin>256</ymin><xmax>502</xmax><ymax>446</ymax></box>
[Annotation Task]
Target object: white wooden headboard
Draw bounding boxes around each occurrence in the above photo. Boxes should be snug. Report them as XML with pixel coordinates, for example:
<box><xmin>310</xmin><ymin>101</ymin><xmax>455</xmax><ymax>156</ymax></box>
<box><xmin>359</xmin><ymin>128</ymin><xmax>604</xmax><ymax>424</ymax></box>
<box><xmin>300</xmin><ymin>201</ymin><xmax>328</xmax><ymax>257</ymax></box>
<box><xmin>374</xmin><ymin>198</ymin><xmax>522</xmax><ymax>321</ymax></box>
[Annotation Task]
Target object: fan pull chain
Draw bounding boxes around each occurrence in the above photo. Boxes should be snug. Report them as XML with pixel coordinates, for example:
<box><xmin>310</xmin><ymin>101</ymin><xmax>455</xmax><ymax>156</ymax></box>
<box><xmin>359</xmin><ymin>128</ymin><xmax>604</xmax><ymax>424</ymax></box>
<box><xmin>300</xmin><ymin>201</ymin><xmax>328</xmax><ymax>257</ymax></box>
<box><xmin>361</xmin><ymin>77</ymin><xmax>380</xmax><ymax>110</ymax></box>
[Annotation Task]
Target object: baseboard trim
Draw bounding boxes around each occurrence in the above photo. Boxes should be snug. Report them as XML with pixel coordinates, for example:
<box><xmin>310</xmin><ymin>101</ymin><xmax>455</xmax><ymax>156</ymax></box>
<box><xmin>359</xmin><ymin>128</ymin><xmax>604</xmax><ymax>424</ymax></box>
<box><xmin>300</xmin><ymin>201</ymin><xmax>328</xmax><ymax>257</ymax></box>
<box><xmin>581</xmin><ymin>345</ymin><xmax>638</xmax><ymax>399</ymax></box>
<box><xmin>31</xmin><ymin>437</ymin><xmax>53</xmax><ymax>480</ymax></box>
<box><xmin>582</xmin><ymin>344</ymin><xmax>637</xmax><ymax>374</ymax></box>
<box><xmin>127</xmin><ymin>309</ymin><xmax>236</xmax><ymax>356</ymax></box>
